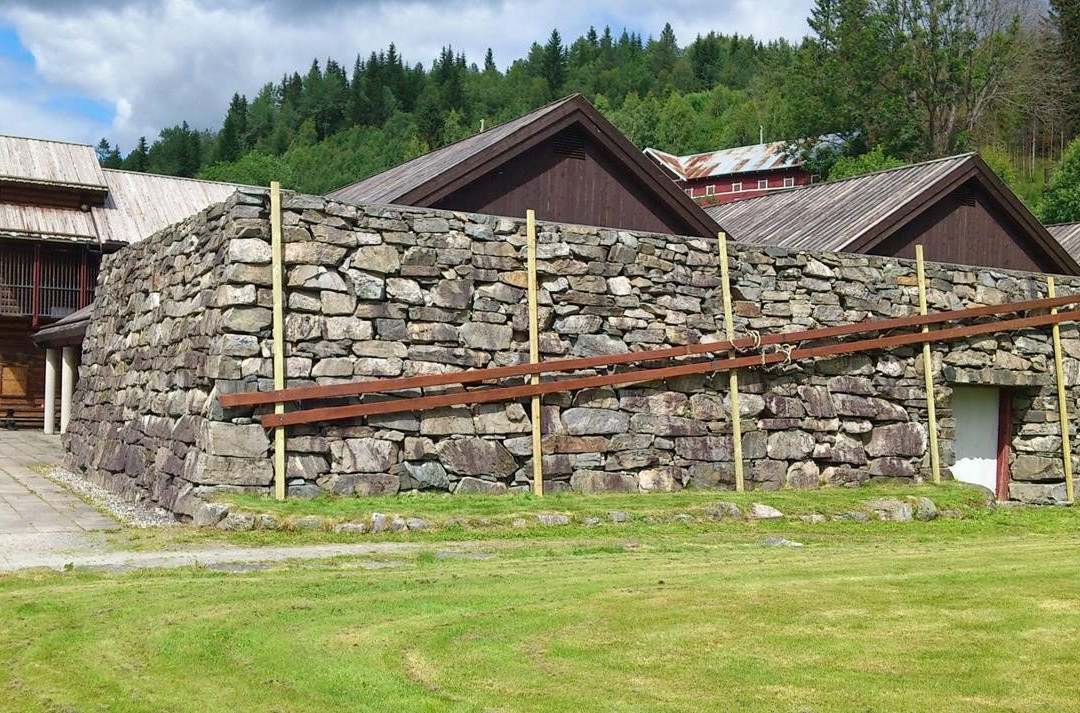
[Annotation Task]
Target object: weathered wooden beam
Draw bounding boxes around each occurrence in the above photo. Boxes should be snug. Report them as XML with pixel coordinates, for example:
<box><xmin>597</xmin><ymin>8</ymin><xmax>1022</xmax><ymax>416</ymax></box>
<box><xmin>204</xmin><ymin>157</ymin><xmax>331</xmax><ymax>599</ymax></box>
<box><xmin>220</xmin><ymin>294</ymin><xmax>1080</xmax><ymax>409</ymax></box>
<box><xmin>718</xmin><ymin>232</ymin><xmax>744</xmax><ymax>492</ymax></box>
<box><xmin>527</xmin><ymin>209</ymin><xmax>543</xmax><ymax>496</ymax></box>
<box><xmin>916</xmin><ymin>245</ymin><xmax>941</xmax><ymax>485</ymax></box>
<box><xmin>1047</xmin><ymin>276</ymin><xmax>1074</xmax><ymax>503</ymax></box>
<box><xmin>258</xmin><ymin>308</ymin><xmax>1080</xmax><ymax>429</ymax></box>
<box><xmin>270</xmin><ymin>181</ymin><xmax>286</xmax><ymax>501</ymax></box>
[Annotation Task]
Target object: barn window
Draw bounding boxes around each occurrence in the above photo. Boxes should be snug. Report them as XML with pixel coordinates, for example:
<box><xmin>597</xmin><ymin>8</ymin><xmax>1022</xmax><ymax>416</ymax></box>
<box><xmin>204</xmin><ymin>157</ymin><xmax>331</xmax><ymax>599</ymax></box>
<box><xmin>784</xmin><ymin>177</ymin><xmax>795</xmax><ymax>187</ymax></box>
<box><xmin>758</xmin><ymin>179</ymin><xmax>768</xmax><ymax>189</ymax></box>
<box><xmin>731</xmin><ymin>182</ymin><xmax>742</xmax><ymax>192</ymax></box>
<box><xmin>705</xmin><ymin>184</ymin><xmax>715</xmax><ymax>196</ymax></box>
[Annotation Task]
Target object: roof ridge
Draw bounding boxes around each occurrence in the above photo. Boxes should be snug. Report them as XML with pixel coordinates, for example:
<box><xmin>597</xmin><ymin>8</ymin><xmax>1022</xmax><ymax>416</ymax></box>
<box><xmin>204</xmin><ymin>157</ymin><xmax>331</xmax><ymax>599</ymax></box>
<box><xmin>398</xmin><ymin>93</ymin><xmax>581</xmax><ymax>164</ymax></box>
<box><xmin>102</xmin><ymin>167</ymin><xmax>257</xmax><ymax>190</ymax></box>
<box><xmin>1047</xmin><ymin>220</ymin><xmax>1080</xmax><ymax>228</ymax></box>
<box><xmin>0</xmin><ymin>133</ymin><xmax>96</xmax><ymax>149</ymax></box>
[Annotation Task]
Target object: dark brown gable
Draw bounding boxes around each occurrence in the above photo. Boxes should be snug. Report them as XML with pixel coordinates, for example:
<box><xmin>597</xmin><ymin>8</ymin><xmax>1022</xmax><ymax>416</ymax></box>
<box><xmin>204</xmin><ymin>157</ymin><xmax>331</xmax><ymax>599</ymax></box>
<box><xmin>871</xmin><ymin>178</ymin><xmax>1063</xmax><ymax>273</ymax></box>
<box><xmin>432</xmin><ymin>126</ymin><xmax>697</xmax><ymax>235</ymax></box>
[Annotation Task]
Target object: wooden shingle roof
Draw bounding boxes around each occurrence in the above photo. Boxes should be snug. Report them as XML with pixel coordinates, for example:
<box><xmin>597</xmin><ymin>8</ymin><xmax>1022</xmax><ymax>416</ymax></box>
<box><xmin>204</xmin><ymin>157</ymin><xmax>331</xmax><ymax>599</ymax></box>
<box><xmin>1048</xmin><ymin>222</ymin><xmax>1080</xmax><ymax>257</ymax></box>
<box><xmin>0</xmin><ymin>134</ymin><xmax>108</xmax><ymax>191</ymax></box>
<box><xmin>707</xmin><ymin>153</ymin><xmax>1079</xmax><ymax>274</ymax></box>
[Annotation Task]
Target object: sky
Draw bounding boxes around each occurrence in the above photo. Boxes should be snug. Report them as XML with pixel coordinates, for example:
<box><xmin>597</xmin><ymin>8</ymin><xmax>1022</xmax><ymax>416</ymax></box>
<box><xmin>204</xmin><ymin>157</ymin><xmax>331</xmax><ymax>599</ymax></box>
<box><xmin>0</xmin><ymin>0</ymin><xmax>815</xmax><ymax>152</ymax></box>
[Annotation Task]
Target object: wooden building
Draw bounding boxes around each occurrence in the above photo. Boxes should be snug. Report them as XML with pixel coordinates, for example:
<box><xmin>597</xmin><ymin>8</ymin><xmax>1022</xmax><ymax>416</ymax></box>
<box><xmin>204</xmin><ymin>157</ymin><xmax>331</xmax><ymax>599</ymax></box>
<box><xmin>1047</xmin><ymin>222</ymin><xmax>1080</xmax><ymax>260</ymax></box>
<box><xmin>327</xmin><ymin>94</ymin><xmax>721</xmax><ymax>239</ymax></box>
<box><xmin>0</xmin><ymin>135</ymin><xmax>243</xmax><ymax>428</ymax></box>
<box><xmin>706</xmin><ymin>154</ymin><xmax>1080</xmax><ymax>275</ymax></box>
<box><xmin>645</xmin><ymin>140</ymin><xmax>817</xmax><ymax>206</ymax></box>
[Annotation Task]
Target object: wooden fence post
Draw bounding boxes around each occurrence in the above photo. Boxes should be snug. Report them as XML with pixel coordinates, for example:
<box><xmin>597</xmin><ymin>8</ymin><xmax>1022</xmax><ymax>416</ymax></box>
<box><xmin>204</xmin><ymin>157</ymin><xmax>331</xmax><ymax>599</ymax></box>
<box><xmin>527</xmin><ymin>210</ymin><xmax>544</xmax><ymax>496</ymax></box>
<box><xmin>270</xmin><ymin>181</ymin><xmax>286</xmax><ymax>501</ymax></box>
<box><xmin>915</xmin><ymin>245</ymin><xmax>941</xmax><ymax>484</ymax></box>
<box><xmin>717</xmin><ymin>232</ymin><xmax>745</xmax><ymax>492</ymax></box>
<box><xmin>1047</xmin><ymin>275</ymin><xmax>1074</xmax><ymax>503</ymax></box>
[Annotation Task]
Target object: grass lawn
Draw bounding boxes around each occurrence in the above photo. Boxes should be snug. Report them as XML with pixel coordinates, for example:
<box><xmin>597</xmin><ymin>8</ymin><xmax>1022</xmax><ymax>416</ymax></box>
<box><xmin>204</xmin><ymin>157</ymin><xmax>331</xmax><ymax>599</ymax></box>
<box><xmin>2</xmin><ymin>501</ymin><xmax>1080</xmax><ymax>711</ymax></box>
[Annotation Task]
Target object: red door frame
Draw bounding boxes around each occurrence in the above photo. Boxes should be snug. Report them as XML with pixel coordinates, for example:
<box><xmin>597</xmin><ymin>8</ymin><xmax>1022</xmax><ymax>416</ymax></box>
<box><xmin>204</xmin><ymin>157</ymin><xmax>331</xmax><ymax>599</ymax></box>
<box><xmin>995</xmin><ymin>389</ymin><xmax>1012</xmax><ymax>502</ymax></box>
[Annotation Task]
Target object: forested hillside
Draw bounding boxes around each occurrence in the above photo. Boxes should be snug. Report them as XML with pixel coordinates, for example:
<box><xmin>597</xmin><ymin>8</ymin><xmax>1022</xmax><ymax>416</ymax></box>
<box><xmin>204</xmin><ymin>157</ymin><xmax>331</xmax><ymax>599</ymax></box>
<box><xmin>95</xmin><ymin>0</ymin><xmax>1080</xmax><ymax>222</ymax></box>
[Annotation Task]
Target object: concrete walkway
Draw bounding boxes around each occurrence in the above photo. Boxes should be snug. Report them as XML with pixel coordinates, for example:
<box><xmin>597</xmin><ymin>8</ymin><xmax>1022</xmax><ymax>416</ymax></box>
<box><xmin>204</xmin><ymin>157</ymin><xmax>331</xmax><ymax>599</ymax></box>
<box><xmin>0</xmin><ymin>431</ymin><xmax>118</xmax><ymax>534</ymax></box>
<box><xmin>0</xmin><ymin>431</ymin><xmax>492</xmax><ymax>574</ymax></box>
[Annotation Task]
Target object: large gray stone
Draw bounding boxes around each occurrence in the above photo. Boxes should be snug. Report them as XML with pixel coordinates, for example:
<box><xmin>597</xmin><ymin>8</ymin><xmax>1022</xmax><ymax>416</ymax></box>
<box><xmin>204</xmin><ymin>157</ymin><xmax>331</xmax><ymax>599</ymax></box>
<box><xmin>352</xmin><ymin>474</ymin><xmax>401</xmax><ymax>496</ymax></box>
<box><xmin>766</xmin><ymin>430</ymin><xmax>814</xmax><ymax>459</ymax></box>
<box><xmin>570</xmin><ymin>470</ymin><xmax>637</xmax><ymax>494</ymax></box>
<box><xmin>353</xmin><ymin>244</ymin><xmax>401</xmax><ymax>274</ymax></box>
<box><xmin>402</xmin><ymin>461</ymin><xmax>451</xmax><ymax>490</ymax></box>
<box><xmin>638</xmin><ymin>467</ymin><xmax>685</xmax><ymax>492</ymax></box>
<box><xmin>864</xmin><ymin>497</ymin><xmax>913</xmax><ymax>522</ymax></box>
<box><xmin>563</xmin><ymin>408</ymin><xmax>629</xmax><ymax>435</ymax></box>
<box><xmin>454</xmin><ymin>477</ymin><xmax>508</xmax><ymax>495</ymax></box>
<box><xmin>459</xmin><ymin>322</ymin><xmax>513</xmax><ymax>350</ymax></box>
<box><xmin>184</xmin><ymin>453</ymin><xmax>274</xmax><ymax>486</ymax></box>
<box><xmin>1009</xmin><ymin>481</ymin><xmax>1069</xmax><ymax>505</ymax></box>
<box><xmin>431</xmin><ymin>279</ymin><xmax>474</xmax><ymax>309</ymax></box>
<box><xmin>332</xmin><ymin>439</ymin><xmax>398</xmax><ymax>473</ymax></box>
<box><xmin>437</xmin><ymin>438</ymin><xmax>517</xmax><ymax>477</ymax></box>
<box><xmin>865</xmin><ymin>423</ymin><xmax>927</xmax><ymax>458</ymax></box>
<box><xmin>198</xmin><ymin>422</ymin><xmax>269</xmax><ymax>458</ymax></box>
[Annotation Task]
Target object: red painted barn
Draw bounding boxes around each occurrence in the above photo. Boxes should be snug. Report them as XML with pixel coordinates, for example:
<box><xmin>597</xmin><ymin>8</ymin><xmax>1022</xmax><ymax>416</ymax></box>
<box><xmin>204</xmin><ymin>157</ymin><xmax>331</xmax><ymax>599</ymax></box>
<box><xmin>645</xmin><ymin>141</ymin><xmax>818</xmax><ymax>206</ymax></box>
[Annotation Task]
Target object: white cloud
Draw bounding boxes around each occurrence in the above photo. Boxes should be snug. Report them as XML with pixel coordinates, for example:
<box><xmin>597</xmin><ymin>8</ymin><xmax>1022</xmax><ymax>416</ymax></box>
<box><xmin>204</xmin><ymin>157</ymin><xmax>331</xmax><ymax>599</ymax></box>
<box><xmin>0</xmin><ymin>0</ymin><xmax>814</xmax><ymax>148</ymax></box>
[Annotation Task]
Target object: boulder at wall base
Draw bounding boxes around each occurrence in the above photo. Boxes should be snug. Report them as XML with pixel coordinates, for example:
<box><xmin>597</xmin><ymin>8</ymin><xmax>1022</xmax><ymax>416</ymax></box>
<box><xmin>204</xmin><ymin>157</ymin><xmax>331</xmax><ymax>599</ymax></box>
<box><xmin>570</xmin><ymin>470</ymin><xmax>638</xmax><ymax>494</ymax></box>
<box><xmin>436</xmin><ymin>438</ymin><xmax>518</xmax><ymax>478</ymax></box>
<box><xmin>864</xmin><ymin>497</ymin><xmax>913</xmax><ymax>522</ymax></box>
<box><xmin>637</xmin><ymin>467</ymin><xmax>685</xmax><ymax>492</ymax></box>
<box><xmin>748</xmin><ymin>503</ymin><xmax>784</xmax><ymax>520</ymax></box>
<box><xmin>1008</xmin><ymin>481</ymin><xmax>1069</xmax><ymax>505</ymax></box>
<box><xmin>454</xmin><ymin>477</ymin><xmax>508</xmax><ymax>495</ymax></box>
<box><xmin>351</xmin><ymin>474</ymin><xmax>401</xmax><ymax>496</ymax></box>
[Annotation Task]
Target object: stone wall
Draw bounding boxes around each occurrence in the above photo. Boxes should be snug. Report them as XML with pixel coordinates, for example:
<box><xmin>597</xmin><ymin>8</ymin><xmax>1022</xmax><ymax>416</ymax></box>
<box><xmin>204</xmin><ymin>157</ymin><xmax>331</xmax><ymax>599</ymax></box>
<box><xmin>64</xmin><ymin>189</ymin><xmax>1080</xmax><ymax>517</ymax></box>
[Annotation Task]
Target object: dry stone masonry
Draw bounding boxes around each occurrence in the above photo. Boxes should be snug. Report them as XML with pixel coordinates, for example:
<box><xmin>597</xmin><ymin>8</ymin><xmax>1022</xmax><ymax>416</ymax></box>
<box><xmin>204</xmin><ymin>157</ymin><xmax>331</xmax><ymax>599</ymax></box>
<box><xmin>63</xmin><ymin>188</ymin><xmax>1080</xmax><ymax>519</ymax></box>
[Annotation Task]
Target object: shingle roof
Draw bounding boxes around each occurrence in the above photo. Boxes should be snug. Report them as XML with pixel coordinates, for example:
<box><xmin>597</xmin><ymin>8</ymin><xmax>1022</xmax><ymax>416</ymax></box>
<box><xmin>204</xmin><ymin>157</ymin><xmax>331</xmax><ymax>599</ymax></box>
<box><xmin>1048</xmin><ymin>222</ymin><xmax>1080</xmax><ymax>256</ymax></box>
<box><xmin>706</xmin><ymin>154</ymin><xmax>976</xmax><ymax>252</ymax></box>
<box><xmin>328</xmin><ymin>96</ymin><xmax>576</xmax><ymax>205</ymax></box>
<box><xmin>0</xmin><ymin>134</ymin><xmax>108</xmax><ymax>190</ymax></box>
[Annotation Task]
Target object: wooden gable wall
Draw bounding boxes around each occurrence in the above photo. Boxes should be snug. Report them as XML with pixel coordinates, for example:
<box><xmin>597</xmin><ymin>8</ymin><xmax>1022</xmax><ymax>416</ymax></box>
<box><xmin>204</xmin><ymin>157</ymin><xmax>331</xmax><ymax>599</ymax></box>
<box><xmin>871</xmin><ymin>179</ymin><xmax>1060</xmax><ymax>273</ymax></box>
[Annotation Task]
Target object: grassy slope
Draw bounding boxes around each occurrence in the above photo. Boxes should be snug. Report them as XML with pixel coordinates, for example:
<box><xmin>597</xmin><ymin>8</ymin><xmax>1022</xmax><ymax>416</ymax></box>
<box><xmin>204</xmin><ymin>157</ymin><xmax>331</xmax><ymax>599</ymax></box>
<box><xmin>2</xmin><ymin>504</ymin><xmax>1080</xmax><ymax>712</ymax></box>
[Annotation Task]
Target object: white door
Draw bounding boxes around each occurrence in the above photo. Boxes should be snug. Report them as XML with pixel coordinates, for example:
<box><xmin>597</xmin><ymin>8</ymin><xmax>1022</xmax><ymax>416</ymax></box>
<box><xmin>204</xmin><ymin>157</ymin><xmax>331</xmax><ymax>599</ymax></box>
<box><xmin>950</xmin><ymin>386</ymin><xmax>1000</xmax><ymax>492</ymax></box>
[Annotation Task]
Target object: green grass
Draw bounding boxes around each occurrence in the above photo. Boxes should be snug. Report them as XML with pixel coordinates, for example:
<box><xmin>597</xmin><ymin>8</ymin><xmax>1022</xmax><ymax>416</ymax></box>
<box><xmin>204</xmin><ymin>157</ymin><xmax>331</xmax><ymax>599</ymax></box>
<box><xmin>222</xmin><ymin>481</ymin><xmax>987</xmax><ymax>529</ymax></box>
<box><xmin>2</xmin><ymin>506</ymin><xmax>1080</xmax><ymax>711</ymax></box>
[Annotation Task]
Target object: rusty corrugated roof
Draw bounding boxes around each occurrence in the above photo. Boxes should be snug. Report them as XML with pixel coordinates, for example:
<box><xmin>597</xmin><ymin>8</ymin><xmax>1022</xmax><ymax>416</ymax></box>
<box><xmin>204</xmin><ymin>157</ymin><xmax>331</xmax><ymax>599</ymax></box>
<box><xmin>1048</xmin><ymin>222</ymin><xmax>1080</xmax><ymax>257</ymax></box>
<box><xmin>644</xmin><ymin>141</ymin><xmax>804</xmax><ymax>181</ymax></box>
<box><xmin>0</xmin><ymin>134</ymin><xmax>108</xmax><ymax>190</ymax></box>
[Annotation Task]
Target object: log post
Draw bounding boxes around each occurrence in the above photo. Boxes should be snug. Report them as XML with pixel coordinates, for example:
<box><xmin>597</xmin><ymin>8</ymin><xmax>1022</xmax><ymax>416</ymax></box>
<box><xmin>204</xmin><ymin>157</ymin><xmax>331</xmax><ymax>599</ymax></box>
<box><xmin>915</xmin><ymin>245</ymin><xmax>941</xmax><ymax>484</ymax></box>
<box><xmin>718</xmin><ymin>232</ymin><xmax>745</xmax><ymax>492</ymax></box>
<box><xmin>1046</xmin><ymin>275</ymin><xmax>1074</xmax><ymax>503</ymax></box>
<box><xmin>527</xmin><ymin>210</ymin><xmax>544</xmax><ymax>496</ymax></box>
<box><xmin>270</xmin><ymin>181</ymin><xmax>286</xmax><ymax>501</ymax></box>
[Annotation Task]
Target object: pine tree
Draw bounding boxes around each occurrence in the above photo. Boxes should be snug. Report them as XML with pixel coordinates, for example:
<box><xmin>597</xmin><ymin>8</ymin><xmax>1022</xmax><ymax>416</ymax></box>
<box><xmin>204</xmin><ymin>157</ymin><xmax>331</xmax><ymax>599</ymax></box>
<box><xmin>540</xmin><ymin>29</ymin><xmax>568</xmax><ymax>99</ymax></box>
<box><xmin>95</xmin><ymin>138</ymin><xmax>113</xmax><ymax>165</ymax></box>
<box><xmin>483</xmin><ymin>48</ymin><xmax>497</xmax><ymax>74</ymax></box>
<box><xmin>124</xmin><ymin>136</ymin><xmax>150</xmax><ymax>172</ymax></box>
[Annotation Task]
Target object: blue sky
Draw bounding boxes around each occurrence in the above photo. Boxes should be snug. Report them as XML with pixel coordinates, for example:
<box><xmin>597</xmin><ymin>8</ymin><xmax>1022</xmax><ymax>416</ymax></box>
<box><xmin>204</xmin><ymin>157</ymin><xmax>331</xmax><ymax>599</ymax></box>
<box><xmin>0</xmin><ymin>0</ymin><xmax>814</xmax><ymax>150</ymax></box>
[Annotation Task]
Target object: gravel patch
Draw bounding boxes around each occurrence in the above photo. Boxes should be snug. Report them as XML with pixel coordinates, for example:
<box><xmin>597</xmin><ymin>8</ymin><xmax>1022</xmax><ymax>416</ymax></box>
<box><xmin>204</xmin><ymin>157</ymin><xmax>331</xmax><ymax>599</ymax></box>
<box><xmin>45</xmin><ymin>467</ymin><xmax>178</xmax><ymax>528</ymax></box>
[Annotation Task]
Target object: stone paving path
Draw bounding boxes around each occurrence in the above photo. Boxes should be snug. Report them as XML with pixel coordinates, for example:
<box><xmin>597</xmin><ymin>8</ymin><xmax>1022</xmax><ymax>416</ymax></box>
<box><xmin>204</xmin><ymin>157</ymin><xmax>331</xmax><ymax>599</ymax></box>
<box><xmin>0</xmin><ymin>431</ymin><xmax>118</xmax><ymax>535</ymax></box>
<box><xmin>0</xmin><ymin>431</ymin><xmax>490</xmax><ymax>574</ymax></box>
